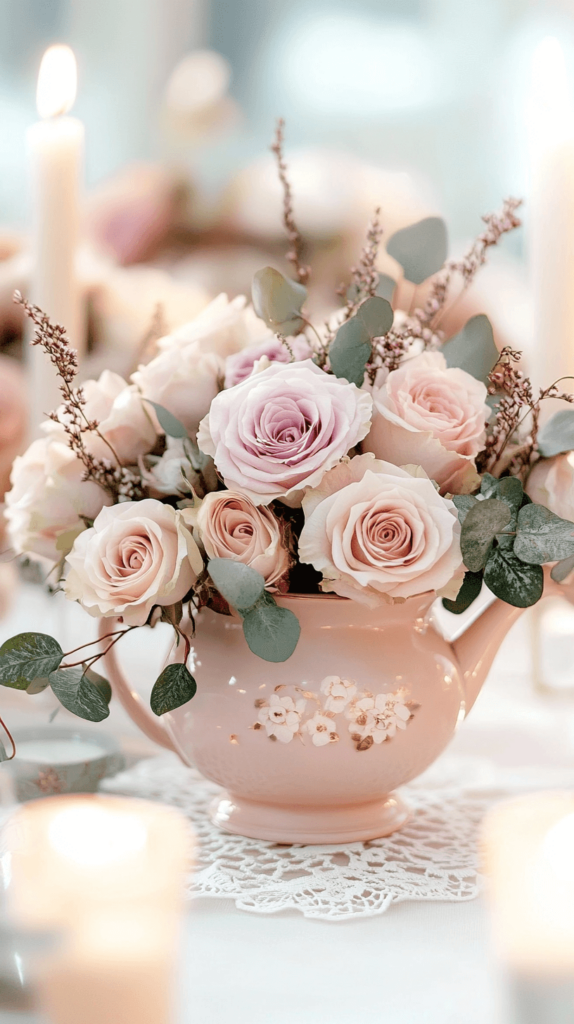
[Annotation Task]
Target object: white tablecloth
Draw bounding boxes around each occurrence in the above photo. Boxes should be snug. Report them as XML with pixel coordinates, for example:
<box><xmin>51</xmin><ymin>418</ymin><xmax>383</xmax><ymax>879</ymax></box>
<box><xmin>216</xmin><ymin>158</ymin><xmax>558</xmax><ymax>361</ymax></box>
<box><xmin>2</xmin><ymin>581</ymin><xmax>573</xmax><ymax>1024</ymax></box>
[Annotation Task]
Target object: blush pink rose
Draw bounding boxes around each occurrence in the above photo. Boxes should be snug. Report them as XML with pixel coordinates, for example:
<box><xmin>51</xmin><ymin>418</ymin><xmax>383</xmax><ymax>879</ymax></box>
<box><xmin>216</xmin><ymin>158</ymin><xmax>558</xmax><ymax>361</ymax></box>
<box><xmin>191</xmin><ymin>491</ymin><xmax>290</xmax><ymax>589</ymax></box>
<box><xmin>363</xmin><ymin>352</ymin><xmax>488</xmax><ymax>494</ymax></box>
<box><xmin>299</xmin><ymin>453</ymin><xmax>462</xmax><ymax>605</ymax></box>
<box><xmin>197</xmin><ymin>360</ymin><xmax>373</xmax><ymax>506</ymax></box>
<box><xmin>526</xmin><ymin>454</ymin><xmax>574</xmax><ymax>521</ymax></box>
<box><xmin>224</xmin><ymin>336</ymin><xmax>311</xmax><ymax>388</ymax></box>
<box><xmin>65</xmin><ymin>499</ymin><xmax>203</xmax><ymax>625</ymax></box>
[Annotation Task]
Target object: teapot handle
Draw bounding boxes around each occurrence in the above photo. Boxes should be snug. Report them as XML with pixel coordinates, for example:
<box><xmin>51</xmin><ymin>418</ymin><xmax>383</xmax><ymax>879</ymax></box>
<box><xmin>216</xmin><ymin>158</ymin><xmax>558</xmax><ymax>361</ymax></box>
<box><xmin>98</xmin><ymin>618</ymin><xmax>177</xmax><ymax>752</ymax></box>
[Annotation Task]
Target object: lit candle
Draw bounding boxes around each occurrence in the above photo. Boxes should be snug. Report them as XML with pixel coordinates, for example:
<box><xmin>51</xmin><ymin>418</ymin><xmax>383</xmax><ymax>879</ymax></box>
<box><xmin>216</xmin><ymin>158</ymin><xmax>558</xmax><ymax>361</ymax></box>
<box><xmin>483</xmin><ymin>793</ymin><xmax>574</xmax><ymax>1021</ymax></box>
<box><xmin>527</xmin><ymin>37</ymin><xmax>574</xmax><ymax>412</ymax></box>
<box><xmin>27</xmin><ymin>45</ymin><xmax>85</xmax><ymax>435</ymax></box>
<box><xmin>7</xmin><ymin>795</ymin><xmax>191</xmax><ymax>1024</ymax></box>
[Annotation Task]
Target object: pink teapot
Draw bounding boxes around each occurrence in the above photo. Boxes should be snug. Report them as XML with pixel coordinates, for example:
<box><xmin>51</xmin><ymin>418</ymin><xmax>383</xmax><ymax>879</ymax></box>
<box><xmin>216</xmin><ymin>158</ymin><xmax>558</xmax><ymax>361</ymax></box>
<box><xmin>101</xmin><ymin>577</ymin><xmax>562</xmax><ymax>844</ymax></box>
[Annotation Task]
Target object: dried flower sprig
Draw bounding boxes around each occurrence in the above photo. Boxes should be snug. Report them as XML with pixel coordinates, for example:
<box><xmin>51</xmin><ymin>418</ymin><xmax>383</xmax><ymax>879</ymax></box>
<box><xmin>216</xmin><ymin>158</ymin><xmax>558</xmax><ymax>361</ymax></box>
<box><xmin>420</xmin><ymin>197</ymin><xmax>523</xmax><ymax>332</ymax></box>
<box><xmin>479</xmin><ymin>346</ymin><xmax>574</xmax><ymax>478</ymax></box>
<box><xmin>14</xmin><ymin>291</ymin><xmax>145</xmax><ymax>502</ymax></box>
<box><xmin>337</xmin><ymin>207</ymin><xmax>383</xmax><ymax>316</ymax></box>
<box><xmin>271</xmin><ymin>118</ymin><xmax>311</xmax><ymax>286</ymax></box>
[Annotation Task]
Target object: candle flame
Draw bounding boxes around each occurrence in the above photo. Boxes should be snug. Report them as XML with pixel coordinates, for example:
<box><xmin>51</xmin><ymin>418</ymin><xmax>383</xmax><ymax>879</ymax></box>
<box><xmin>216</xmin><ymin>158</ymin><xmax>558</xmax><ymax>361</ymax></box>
<box><xmin>36</xmin><ymin>44</ymin><xmax>77</xmax><ymax>119</ymax></box>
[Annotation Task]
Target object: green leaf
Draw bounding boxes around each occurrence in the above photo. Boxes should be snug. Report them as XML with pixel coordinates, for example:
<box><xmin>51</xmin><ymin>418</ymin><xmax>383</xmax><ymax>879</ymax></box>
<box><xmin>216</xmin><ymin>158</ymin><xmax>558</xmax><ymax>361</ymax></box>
<box><xmin>551</xmin><ymin>553</ymin><xmax>574</xmax><ymax>583</ymax></box>
<box><xmin>442</xmin><ymin>570</ymin><xmax>483</xmax><ymax>614</ymax></box>
<box><xmin>452</xmin><ymin>494</ymin><xmax>478</xmax><ymax>525</ymax></box>
<box><xmin>252</xmin><ymin>267</ymin><xmax>307</xmax><ymax>336</ymax></box>
<box><xmin>478</xmin><ymin>476</ymin><xmax>524</xmax><ymax>550</ymax></box>
<box><xmin>460</xmin><ymin>499</ymin><xmax>512</xmax><ymax>572</ymax></box>
<box><xmin>208</xmin><ymin>558</ymin><xmax>265</xmax><ymax>611</ymax></box>
<box><xmin>242</xmin><ymin>599</ymin><xmax>301</xmax><ymax>663</ymax></box>
<box><xmin>537</xmin><ymin>410</ymin><xmax>574</xmax><ymax>458</ymax></box>
<box><xmin>356</xmin><ymin>296</ymin><xmax>394</xmax><ymax>338</ymax></box>
<box><xmin>0</xmin><ymin>633</ymin><xmax>63</xmax><ymax>690</ymax></box>
<box><xmin>329</xmin><ymin>317</ymin><xmax>371</xmax><ymax>387</ymax></box>
<box><xmin>514</xmin><ymin>504</ymin><xmax>574</xmax><ymax>564</ymax></box>
<box><xmin>386</xmin><ymin>217</ymin><xmax>448</xmax><ymax>285</ymax></box>
<box><xmin>150</xmin><ymin>663</ymin><xmax>197</xmax><ymax>716</ymax></box>
<box><xmin>49</xmin><ymin>667</ymin><xmax>110</xmax><ymax>723</ymax></box>
<box><xmin>0</xmin><ymin>740</ymin><xmax>8</xmax><ymax>762</ymax></box>
<box><xmin>484</xmin><ymin>549</ymin><xmax>544</xmax><ymax>607</ymax></box>
<box><xmin>442</xmin><ymin>315</ymin><xmax>499</xmax><ymax>384</ymax></box>
<box><xmin>143</xmin><ymin>400</ymin><xmax>188</xmax><ymax>439</ymax></box>
<box><xmin>83</xmin><ymin>666</ymin><xmax>112</xmax><ymax>705</ymax></box>
<box><xmin>26</xmin><ymin>677</ymin><xmax>50</xmax><ymax>695</ymax></box>
<box><xmin>376</xmin><ymin>274</ymin><xmax>396</xmax><ymax>302</ymax></box>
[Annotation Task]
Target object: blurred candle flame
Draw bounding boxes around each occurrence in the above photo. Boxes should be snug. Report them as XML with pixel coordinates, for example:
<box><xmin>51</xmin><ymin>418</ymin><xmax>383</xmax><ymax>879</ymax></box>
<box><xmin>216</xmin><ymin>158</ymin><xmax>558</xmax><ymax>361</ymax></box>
<box><xmin>36</xmin><ymin>44</ymin><xmax>77</xmax><ymax>119</ymax></box>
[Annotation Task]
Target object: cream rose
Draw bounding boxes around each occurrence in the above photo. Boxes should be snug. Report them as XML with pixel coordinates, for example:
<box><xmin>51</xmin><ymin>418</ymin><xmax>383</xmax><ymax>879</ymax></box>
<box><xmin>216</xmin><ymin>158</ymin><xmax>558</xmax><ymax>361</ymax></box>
<box><xmin>363</xmin><ymin>351</ymin><xmax>488</xmax><ymax>494</ymax></box>
<box><xmin>526</xmin><ymin>453</ymin><xmax>574</xmax><ymax>521</ymax></box>
<box><xmin>299</xmin><ymin>453</ymin><xmax>462</xmax><ymax>605</ymax></box>
<box><xmin>161</xmin><ymin>292</ymin><xmax>271</xmax><ymax>358</ymax></box>
<box><xmin>132</xmin><ymin>341</ymin><xmax>223</xmax><ymax>439</ymax></box>
<box><xmin>65</xmin><ymin>499</ymin><xmax>203</xmax><ymax>625</ymax></box>
<box><xmin>192</xmin><ymin>491</ymin><xmax>290</xmax><ymax>589</ymax></box>
<box><xmin>198</xmin><ymin>360</ymin><xmax>373</xmax><ymax>505</ymax></box>
<box><xmin>49</xmin><ymin>371</ymin><xmax>157</xmax><ymax>466</ymax></box>
<box><xmin>4</xmin><ymin>432</ymin><xmax>110</xmax><ymax>563</ymax></box>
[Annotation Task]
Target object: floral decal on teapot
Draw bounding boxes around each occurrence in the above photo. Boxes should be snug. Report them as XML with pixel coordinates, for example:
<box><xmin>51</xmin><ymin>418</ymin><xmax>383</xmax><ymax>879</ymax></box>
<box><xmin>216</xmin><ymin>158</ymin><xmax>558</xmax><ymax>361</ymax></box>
<box><xmin>252</xmin><ymin>677</ymin><xmax>419</xmax><ymax>751</ymax></box>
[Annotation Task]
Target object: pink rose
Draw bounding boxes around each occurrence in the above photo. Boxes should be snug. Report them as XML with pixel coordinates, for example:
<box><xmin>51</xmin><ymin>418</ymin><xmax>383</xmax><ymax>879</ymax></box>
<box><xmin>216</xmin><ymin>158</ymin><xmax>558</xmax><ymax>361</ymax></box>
<box><xmin>132</xmin><ymin>342</ymin><xmax>223</xmax><ymax>438</ymax></box>
<box><xmin>164</xmin><ymin>293</ymin><xmax>270</xmax><ymax>359</ymax></box>
<box><xmin>197</xmin><ymin>360</ymin><xmax>373</xmax><ymax>506</ymax></box>
<box><xmin>526</xmin><ymin>454</ymin><xmax>574</xmax><ymax>521</ymax></box>
<box><xmin>224</xmin><ymin>336</ymin><xmax>311</xmax><ymax>388</ymax></box>
<box><xmin>65</xmin><ymin>499</ymin><xmax>203</xmax><ymax>626</ymax></box>
<box><xmin>299</xmin><ymin>453</ymin><xmax>462</xmax><ymax>604</ymax></box>
<box><xmin>363</xmin><ymin>352</ymin><xmax>488</xmax><ymax>494</ymax></box>
<box><xmin>192</xmin><ymin>491</ymin><xmax>290</xmax><ymax>589</ymax></box>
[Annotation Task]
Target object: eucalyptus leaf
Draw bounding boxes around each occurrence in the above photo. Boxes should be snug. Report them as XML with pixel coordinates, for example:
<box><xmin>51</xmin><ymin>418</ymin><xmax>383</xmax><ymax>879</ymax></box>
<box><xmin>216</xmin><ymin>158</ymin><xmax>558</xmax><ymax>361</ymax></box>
<box><xmin>83</xmin><ymin>666</ymin><xmax>112</xmax><ymax>705</ymax></box>
<box><xmin>442</xmin><ymin>315</ymin><xmax>499</xmax><ymax>384</ymax></box>
<box><xmin>150</xmin><ymin>663</ymin><xmax>197</xmax><ymax>716</ymax></box>
<box><xmin>551</xmin><ymin>553</ymin><xmax>574</xmax><ymax>583</ymax></box>
<box><xmin>356</xmin><ymin>296</ymin><xmax>394</xmax><ymax>338</ymax></box>
<box><xmin>537</xmin><ymin>409</ymin><xmax>574</xmax><ymax>458</ymax></box>
<box><xmin>49</xmin><ymin>666</ymin><xmax>110</xmax><ymax>723</ymax></box>
<box><xmin>329</xmin><ymin>317</ymin><xmax>371</xmax><ymax>387</ymax></box>
<box><xmin>376</xmin><ymin>274</ymin><xmax>397</xmax><ymax>302</ymax></box>
<box><xmin>26</xmin><ymin>676</ymin><xmax>50</xmax><ymax>695</ymax></box>
<box><xmin>442</xmin><ymin>570</ymin><xmax>483</xmax><ymax>615</ymax></box>
<box><xmin>242</xmin><ymin>600</ymin><xmax>301</xmax><ymax>663</ymax></box>
<box><xmin>208</xmin><ymin>558</ymin><xmax>265</xmax><ymax>611</ymax></box>
<box><xmin>514</xmin><ymin>504</ymin><xmax>574</xmax><ymax>564</ymax></box>
<box><xmin>252</xmin><ymin>267</ymin><xmax>307</xmax><ymax>336</ymax></box>
<box><xmin>452</xmin><ymin>494</ymin><xmax>478</xmax><ymax>525</ymax></box>
<box><xmin>143</xmin><ymin>400</ymin><xmax>188</xmax><ymax>439</ymax></box>
<box><xmin>460</xmin><ymin>499</ymin><xmax>511</xmax><ymax>572</ymax></box>
<box><xmin>484</xmin><ymin>549</ymin><xmax>544</xmax><ymax>607</ymax></box>
<box><xmin>0</xmin><ymin>740</ymin><xmax>8</xmax><ymax>762</ymax></box>
<box><xmin>0</xmin><ymin>633</ymin><xmax>63</xmax><ymax>690</ymax></box>
<box><xmin>479</xmin><ymin>476</ymin><xmax>524</xmax><ymax>551</ymax></box>
<box><xmin>386</xmin><ymin>217</ymin><xmax>448</xmax><ymax>285</ymax></box>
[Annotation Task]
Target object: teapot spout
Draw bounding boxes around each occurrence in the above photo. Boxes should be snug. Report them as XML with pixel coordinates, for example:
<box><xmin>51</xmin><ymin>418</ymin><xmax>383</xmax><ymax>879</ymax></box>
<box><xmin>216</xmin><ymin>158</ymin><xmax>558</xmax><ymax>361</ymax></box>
<box><xmin>451</xmin><ymin>599</ymin><xmax>524</xmax><ymax>716</ymax></box>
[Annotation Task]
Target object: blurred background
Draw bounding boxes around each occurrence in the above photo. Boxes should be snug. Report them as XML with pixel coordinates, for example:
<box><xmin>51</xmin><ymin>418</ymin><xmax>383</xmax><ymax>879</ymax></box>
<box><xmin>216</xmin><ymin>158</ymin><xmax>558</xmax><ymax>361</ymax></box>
<box><xmin>0</xmin><ymin>0</ymin><xmax>573</xmax><ymax>238</ymax></box>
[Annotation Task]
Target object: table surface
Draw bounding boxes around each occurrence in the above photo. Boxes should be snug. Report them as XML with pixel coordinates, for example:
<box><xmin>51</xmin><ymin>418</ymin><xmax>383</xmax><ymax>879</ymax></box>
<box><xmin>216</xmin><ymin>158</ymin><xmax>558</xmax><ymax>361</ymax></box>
<box><xmin>2</xmin><ymin>581</ymin><xmax>573</xmax><ymax>1024</ymax></box>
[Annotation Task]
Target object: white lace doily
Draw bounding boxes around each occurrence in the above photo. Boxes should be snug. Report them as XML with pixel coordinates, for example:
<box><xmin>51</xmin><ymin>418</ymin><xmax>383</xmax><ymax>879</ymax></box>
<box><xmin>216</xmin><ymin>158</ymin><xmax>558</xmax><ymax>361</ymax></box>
<box><xmin>100</xmin><ymin>753</ymin><xmax>574</xmax><ymax>921</ymax></box>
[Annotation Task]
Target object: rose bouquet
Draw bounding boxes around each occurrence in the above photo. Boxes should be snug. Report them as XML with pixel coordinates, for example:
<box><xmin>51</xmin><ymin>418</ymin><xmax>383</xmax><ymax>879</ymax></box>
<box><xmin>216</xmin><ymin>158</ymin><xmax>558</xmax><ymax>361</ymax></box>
<box><xmin>2</xmin><ymin>123</ymin><xmax>574</xmax><ymax>733</ymax></box>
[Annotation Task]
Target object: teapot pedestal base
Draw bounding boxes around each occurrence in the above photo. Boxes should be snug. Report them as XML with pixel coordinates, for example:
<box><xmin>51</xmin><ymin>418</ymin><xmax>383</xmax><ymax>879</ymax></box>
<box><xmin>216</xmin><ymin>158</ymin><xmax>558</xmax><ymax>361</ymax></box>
<box><xmin>209</xmin><ymin>791</ymin><xmax>411</xmax><ymax>844</ymax></box>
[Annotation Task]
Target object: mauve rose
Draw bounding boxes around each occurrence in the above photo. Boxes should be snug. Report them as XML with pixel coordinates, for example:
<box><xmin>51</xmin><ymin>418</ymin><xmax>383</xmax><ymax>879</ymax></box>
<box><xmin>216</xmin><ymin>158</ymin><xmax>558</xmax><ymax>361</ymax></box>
<box><xmin>363</xmin><ymin>352</ymin><xmax>488</xmax><ymax>495</ymax></box>
<box><xmin>526</xmin><ymin>454</ymin><xmax>574</xmax><ymax>521</ymax></box>
<box><xmin>4</xmin><ymin>432</ymin><xmax>110</xmax><ymax>563</ymax></box>
<box><xmin>65</xmin><ymin>499</ymin><xmax>203</xmax><ymax>626</ymax></box>
<box><xmin>299</xmin><ymin>453</ymin><xmax>462</xmax><ymax>605</ymax></box>
<box><xmin>191</xmin><ymin>491</ymin><xmax>290</xmax><ymax>589</ymax></box>
<box><xmin>50</xmin><ymin>371</ymin><xmax>157</xmax><ymax>465</ymax></box>
<box><xmin>224</xmin><ymin>336</ymin><xmax>311</xmax><ymax>388</ymax></box>
<box><xmin>197</xmin><ymin>360</ymin><xmax>373</xmax><ymax>506</ymax></box>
